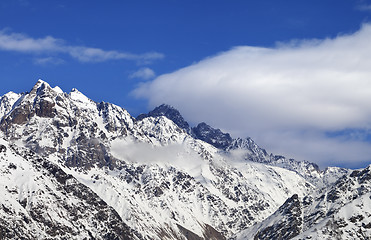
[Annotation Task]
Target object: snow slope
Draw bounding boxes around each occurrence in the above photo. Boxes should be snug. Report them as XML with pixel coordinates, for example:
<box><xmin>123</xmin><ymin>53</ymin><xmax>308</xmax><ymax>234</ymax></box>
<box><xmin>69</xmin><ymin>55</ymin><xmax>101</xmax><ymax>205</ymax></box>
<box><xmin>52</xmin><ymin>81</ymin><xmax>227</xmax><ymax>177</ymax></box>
<box><xmin>0</xmin><ymin>138</ymin><xmax>137</xmax><ymax>239</ymax></box>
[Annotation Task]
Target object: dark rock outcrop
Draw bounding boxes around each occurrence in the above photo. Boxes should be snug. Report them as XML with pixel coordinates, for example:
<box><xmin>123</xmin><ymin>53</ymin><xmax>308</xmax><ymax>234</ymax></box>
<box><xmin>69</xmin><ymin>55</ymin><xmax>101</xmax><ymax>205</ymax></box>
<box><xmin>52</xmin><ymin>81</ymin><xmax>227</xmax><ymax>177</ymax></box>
<box><xmin>253</xmin><ymin>194</ymin><xmax>302</xmax><ymax>240</ymax></box>
<box><xmin>136</xmin><ymin>104</ymin><xmax>190</xmax><ymax>132</ymax></box>
<box><xmin>191</xmin><ymin>122</ymin><xmax>233</xmax><ymax>149</ymax></box>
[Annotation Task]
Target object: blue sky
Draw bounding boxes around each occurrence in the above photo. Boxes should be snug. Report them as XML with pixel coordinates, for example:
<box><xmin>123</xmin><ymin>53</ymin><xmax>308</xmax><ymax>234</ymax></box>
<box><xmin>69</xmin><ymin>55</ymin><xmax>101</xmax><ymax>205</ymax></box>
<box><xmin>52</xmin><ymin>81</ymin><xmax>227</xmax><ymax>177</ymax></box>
<box><xmin>1</xmin><ymin>0</ymin><xmax>371</xmax><ymax>168</ymax></box>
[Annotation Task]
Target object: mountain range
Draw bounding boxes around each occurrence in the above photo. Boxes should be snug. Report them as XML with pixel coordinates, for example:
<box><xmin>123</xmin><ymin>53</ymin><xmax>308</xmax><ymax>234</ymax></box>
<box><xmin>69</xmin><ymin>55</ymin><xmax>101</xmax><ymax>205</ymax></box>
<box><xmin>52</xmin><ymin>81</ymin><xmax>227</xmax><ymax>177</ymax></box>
<box><xmin>0</xmin><ymin>80</ymin><xmax>369</xmax><ymax>239</ymax></box>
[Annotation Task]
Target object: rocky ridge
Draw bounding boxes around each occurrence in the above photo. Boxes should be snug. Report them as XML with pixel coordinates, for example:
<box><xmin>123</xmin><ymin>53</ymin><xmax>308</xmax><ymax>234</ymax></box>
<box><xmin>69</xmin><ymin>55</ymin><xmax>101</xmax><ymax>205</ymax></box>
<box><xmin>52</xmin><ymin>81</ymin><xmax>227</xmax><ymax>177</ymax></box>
<box><xmin>136</xmin><ymin>104</ymin><xmax>348</xmax><ymax>187</ymax></box>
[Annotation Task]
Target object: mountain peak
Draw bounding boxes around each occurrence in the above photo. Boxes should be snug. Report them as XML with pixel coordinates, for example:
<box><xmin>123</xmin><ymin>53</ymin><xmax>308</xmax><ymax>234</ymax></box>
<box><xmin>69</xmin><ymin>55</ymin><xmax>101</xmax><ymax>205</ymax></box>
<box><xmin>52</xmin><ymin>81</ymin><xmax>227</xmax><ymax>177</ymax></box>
<box><xmin>147</xmin><ymin>104</ymin><xmax>180</xmax><ymax>116</ymax></box>
<box><xmin>30</xmin><ymin>79</ymin><xmax>52</xmax><ymax>95</ymax></box>
<box><xmin>29</xmin><ymin>79</ymin><xmax>65</xmax><ymax>97</ymax></box>
<box><xmin>191</xmin><ymin>122</ymin><xmax>232</xmax><ymax>149</ymax></box>
<box><xmin>155</xmin><ymin>103</ymin><xmax>174</xmax><ymax>110</ymax></box>
<box><xmin>136</xmin><ymin>104</ymin><xmax>190</xmax><ymax>131</ymax></box>
<box><xmin>53</xmin><ymin>86</ymin><xmax>64</xmax><ymax>94</ymax></box>
<box><xmin>0</xmin><ymin>91</ymin><xmax>22</xmax><ymax>120</ymax></box>
<box><xmin>69</xmin><ymin>87</ymin><xmax>93</xmax><ymax>105</ymax></box>
<box><xmin>36</xmin><ymin>79</ymin><xmax>48</xmax><ymax>86</ymax></box>
<box><xmin>70</xmin><ymin>87</ymin><xmax>79</xmax><ymax>92</ymax></box>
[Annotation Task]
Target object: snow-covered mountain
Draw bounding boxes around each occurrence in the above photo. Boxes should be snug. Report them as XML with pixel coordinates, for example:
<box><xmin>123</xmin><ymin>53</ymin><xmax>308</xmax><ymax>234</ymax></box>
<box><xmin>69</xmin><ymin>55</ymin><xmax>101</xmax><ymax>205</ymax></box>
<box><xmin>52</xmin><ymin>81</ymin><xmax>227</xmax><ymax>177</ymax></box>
<box><xmin>0</xmin><ymin>139</ymin><xmax>137</xmax><ymax>239</ymax></box>
<box><xmin>237</xmin><ymin>165</ymin><xmax>371</xmax><ymax>239</ymax></box>
<box><xmin>135</xmin><ymin>104</ymin><xmax>348</xmax><ymax>188</ymax></box>
<box><xmin>0</xmin><ymin>80</ymin><xmax>365</xmax><ymax>240</ymax></box>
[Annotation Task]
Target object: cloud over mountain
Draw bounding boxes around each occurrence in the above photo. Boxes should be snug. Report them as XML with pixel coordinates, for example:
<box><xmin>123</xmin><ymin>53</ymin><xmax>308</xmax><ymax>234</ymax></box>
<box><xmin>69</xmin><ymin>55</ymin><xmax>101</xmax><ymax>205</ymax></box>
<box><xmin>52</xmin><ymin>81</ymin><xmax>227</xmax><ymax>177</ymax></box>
<box><xmin>134</xmin><ymin>23</ymin><xmax>371</xmax><ymax>168</ymax></box>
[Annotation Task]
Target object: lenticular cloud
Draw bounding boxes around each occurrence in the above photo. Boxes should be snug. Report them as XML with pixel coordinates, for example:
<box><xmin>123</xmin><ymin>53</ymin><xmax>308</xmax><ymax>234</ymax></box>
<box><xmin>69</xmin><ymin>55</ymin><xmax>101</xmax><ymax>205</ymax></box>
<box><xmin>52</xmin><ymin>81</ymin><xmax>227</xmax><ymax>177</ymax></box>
<box><xmin>134</xmin><ymin>23</ymin><xmax>371</xmax><ymax>168</ymax></box>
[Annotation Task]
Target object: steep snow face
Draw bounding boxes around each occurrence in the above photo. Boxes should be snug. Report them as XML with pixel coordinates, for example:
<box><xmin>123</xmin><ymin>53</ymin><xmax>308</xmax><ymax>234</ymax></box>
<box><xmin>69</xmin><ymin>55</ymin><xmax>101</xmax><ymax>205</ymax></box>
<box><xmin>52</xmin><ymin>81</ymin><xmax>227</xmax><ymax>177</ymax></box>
<box><xmin>238</xmin><ymin>166</ymin><xmax>371</xmax><ymax>240</ymax></box>
<box><xmin>58</xmin><ymin>148</ymin><xmax>313</xmax><ymax>239</ymax></box>
<box><xmin>0</xmin><ymin>91</ymin><xmax>22</xmax><ymax>120</ymax></box>
<box><xmin>133</xmin><ymin>116</ymin><xmax>189</xmax><ymax>146</ymax></box>
<box><xmin>226</xmin><ymin>137</ymin><xmax>349</xmax><ymax>188</ymax></box>
<box><xmin>296</xmin><ymin>166</ymin><xmax>371</xmax><ymax>239</ymax></box>
<box><xmin>69</xmin><ymin>88</ymin><xmax>94</xmax><ymax>107</ymax></box>
<box><xmin>0</xmin><ymin>139</ymin><xmax>136</xmax><ymax>239</ymax></box>
<box><xmin>227</xmin><ymin>137</ymin><xmax>271</xmax><ymax>163</ymax></box>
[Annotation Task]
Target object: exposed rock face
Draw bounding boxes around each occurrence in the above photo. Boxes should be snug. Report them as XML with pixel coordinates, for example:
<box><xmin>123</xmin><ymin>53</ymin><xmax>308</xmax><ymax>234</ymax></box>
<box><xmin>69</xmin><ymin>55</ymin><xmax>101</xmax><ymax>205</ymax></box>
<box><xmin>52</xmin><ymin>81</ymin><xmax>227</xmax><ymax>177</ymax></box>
<box><xmin>253</xmin><ymin>194</ymin><xmax>302</xmax><ymax>240</ymax></box>
<box><xmin>0</xmin><ymin>144</ymin><xmax>6</xmax><ymax>153</ymax></box>
<box><xmin>191</xmin><ymin>122</ymin><xmax>233</xmax><ymax>149</ymax></box>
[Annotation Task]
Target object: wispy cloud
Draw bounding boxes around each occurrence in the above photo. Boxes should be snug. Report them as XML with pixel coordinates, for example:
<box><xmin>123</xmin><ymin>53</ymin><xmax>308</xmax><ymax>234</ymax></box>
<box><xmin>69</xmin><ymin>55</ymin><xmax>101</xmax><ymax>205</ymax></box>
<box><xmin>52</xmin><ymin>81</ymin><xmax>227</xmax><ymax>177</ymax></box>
<box><xmin>133</xmin><ymin>23</ymin><xmax>371</xmax><ymax>169</ymax></box>
<box><xmin>356</xmin><ymin>4</ymin><xmax>371</xmax><ymax>12</ymax></box>
<box><xmin>0</xmin><ymin>30</ymin><xmax>164</xmax><ymax>63</ymax></box>
<box><xmin>0</xmin><ymin>31</ymin><xmax>62</xmax><ymax>52</ymax></box>
<box><xmin>68</xmin><ymin>47</ymin><xmax>163</xmax><ymax>63</ymax></box>
<box><xmin>110</xmin><ymin>138</ymin><xmax>204</xmax><ymax>172</ymax></box>
<box><xmin>33</xmin><ymin>57</ymin><xmax>65</xmax><ymax>65</ymax></box>
<box><xmin>129</xmin><ymin>67</ymin><xmax>156</xmax><ymax>80</ymax></box>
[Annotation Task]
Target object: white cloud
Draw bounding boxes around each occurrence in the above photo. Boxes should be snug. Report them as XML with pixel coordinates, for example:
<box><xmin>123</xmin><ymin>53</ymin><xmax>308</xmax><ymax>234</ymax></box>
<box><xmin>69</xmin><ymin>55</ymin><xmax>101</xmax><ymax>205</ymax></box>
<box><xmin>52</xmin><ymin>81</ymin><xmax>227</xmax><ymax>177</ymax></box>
<box><xmin>67</xmin><ymin>47</ymin><xmax>163</xmax><ymax>63</ymax></box>
<box><xmin>34</xmin><ymin>57</ymin><xmax>65</xmax><ymax>65</ymax></box>
<box><xmin>129</xmin><ymin>67</ymin><xmax>156</xmax><ymax>80</ymax></box>
<box><xmin>110</xmin><ymin>138</ymin><xmax>204</xmax><ymax>173</ymax></box>
<box><xmin>133</xmin><ymin>23</ymin><xmax>371</xmax><ymax>169</ymax></box>
<box><xmin>0</xmin><ymin>31</ymin><xmax>62</xmax><ymax>52</ymax></box>
<box><xmin>0</xmin><ymin>30</ymin><xmax>164</xmax><ymax>63</ymax></box>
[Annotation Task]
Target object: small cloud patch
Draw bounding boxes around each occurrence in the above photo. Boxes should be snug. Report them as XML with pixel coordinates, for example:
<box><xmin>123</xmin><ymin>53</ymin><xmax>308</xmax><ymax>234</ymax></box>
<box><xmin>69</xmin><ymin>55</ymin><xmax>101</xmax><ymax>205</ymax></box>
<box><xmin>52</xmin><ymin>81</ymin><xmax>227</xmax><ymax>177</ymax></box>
<box><xmin>129</xmin><ymin>67</ymin><xmax>156</xmax><ymax>80</ymax></box>
<box><xmin>34</xmin><ymin>57</ymin><xmax>65</xmax><ymax>65</ymax></box>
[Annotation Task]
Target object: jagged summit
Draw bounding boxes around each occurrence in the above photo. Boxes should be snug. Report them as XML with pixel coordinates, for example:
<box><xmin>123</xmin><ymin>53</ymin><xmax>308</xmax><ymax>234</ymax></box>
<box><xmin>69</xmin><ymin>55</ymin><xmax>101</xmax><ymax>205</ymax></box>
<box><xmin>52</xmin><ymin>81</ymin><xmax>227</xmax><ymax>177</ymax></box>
<box><xmin>0</xmin><ymin>80</ymin><xmax>63</xmax><ymax>124</ymax></box>
<box><xmin>29</xmin><ymin>79</ymin><xmax>63</xmax><ymax>95</ymax></box>
<box><xmin>191</xmin><ymin>122</ymin><xmax>233</xmax><ymax>149</ymax></box>
<box><xmin>136</xmin><ymin>103</ymin><xmax>190</xmax><ymax>131</ymax></box>
<box><xmin>30</xmin><ymin>79</ymin><xmax>53</xmax><ymax>95</ymax></box>
<box><xmin>137</xmin><ymin>105</ymin><xmax>234</xmax><ymax>149</ymax></box>
<box><xmin>0</xmin><ymin>80</ymin><xmax>135</xmax><ymax>169</ymax></box>
<box><xmin>133</xmin><ymin>103</ymin><xmax>330</xmax><ymax>183</ymax></box>
<box><xmin>31</xmin><ymin>80</ymin><xmax>82</xmax><ymax>96</ymax></box>
<box><xmin>34</xmin><ymin>79</ymin><xmax>49</xmax><ymax>87</ymax></box>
